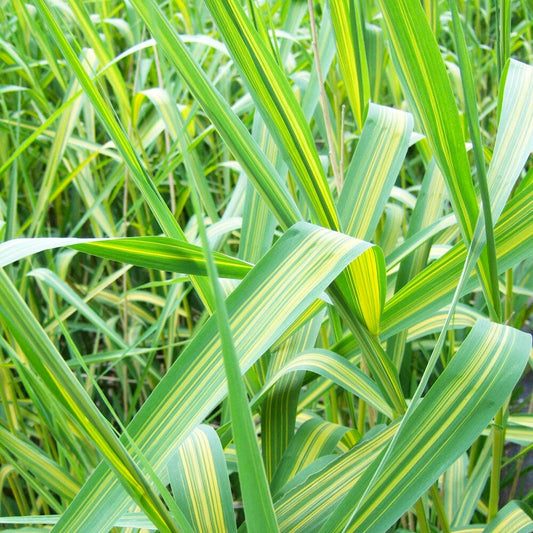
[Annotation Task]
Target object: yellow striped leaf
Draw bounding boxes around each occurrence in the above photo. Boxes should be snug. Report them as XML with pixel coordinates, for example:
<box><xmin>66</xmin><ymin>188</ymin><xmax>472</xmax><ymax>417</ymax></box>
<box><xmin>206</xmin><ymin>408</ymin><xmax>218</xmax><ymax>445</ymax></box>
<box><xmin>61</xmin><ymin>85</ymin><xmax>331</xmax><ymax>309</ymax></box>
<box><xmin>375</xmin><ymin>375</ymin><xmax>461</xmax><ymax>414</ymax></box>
<box><xmin>261</xmin><ymin>317</ymin><xmax>324</xmax><ymax>481</ymax></box>
<box><xmin>273</xmin><ymin>422</ymin><xmax>399</xmax><ymax>532</ymax></box>
<box><xmin>329</xmin><ymin>0</ymin><xmax>370</xmax><ymax>131</ymax></box>
<box><xmin>270</xmin><ymin>418</ymin><xmax>351</xmax><ymax>497</ymax></box>
<box><xmin>322</xmin><ymin>320</ymin><xmax>530</xmax><ymax>532</ymax></box>
<box><xmin>377</xmin><ymin>0</ymin><xmax>477</xmax><ymax>244</ymax></box>
<box><xmin>338</xmin><ymin>103</ymin><xmax>413</xmax><ymax>240</ymax></box>
<box><xmin>484</xmin><ymin>501</ymin><xmax>533</xmax><ymax>533</ymax></box>
<box><xmin>202</xmin><ymin>0</ymin><xmax>339</xmax><ymax>230</ymax></box>
<box><xmin>382</xmin><ymin>180</ymin><xmax>533</xmax><ymax>338</ymax></box>
<box><xmin>0</xmin><ymin>236</ymin><xmax>252</xmax><ymax>278</ymax></box>
<box><xmin>48</xmin><ymin>222</ymin><xmax>377</xmax><ymax>532</ymax></box>
<box><xmin>169</xmin><ymin>425</ymin><xmax>236</xmax><ymax>533</ymax></box>
<box><xmin>254</xmin><ymin>349</ymin><xmax>393</xmax><ymax>420</ymax></box>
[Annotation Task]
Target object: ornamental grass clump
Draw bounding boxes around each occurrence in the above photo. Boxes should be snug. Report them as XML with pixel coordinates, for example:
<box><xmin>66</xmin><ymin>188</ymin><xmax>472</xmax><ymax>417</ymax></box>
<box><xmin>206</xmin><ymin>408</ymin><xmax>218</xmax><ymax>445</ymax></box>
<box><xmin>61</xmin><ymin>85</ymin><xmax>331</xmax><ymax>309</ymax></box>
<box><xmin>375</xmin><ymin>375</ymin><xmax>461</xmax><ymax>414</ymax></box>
<box><xmin>0</xmin><ymin>0</ymin><xmax>532</xmax><ymax>531</ymax></box>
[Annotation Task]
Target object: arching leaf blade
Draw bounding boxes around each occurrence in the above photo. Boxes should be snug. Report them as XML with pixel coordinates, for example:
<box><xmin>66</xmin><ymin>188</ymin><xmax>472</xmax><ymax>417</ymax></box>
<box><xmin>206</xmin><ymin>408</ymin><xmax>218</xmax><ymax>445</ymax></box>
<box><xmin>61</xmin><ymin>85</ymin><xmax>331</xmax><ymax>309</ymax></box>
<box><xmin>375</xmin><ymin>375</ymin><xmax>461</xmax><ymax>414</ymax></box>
<box><xmin>323</xmin><ymin>320</ymin><xmax>531</xmax><ymax>532</ymax></box>
<box><xmin>169</xmin><ymin>425</ymin><xmax>237</xmax><ymax>533</ymax></box>
<box><xmin>51</xmin><ymin>222</ymin><xmax>377</xmax><ymax>532</ymax></box>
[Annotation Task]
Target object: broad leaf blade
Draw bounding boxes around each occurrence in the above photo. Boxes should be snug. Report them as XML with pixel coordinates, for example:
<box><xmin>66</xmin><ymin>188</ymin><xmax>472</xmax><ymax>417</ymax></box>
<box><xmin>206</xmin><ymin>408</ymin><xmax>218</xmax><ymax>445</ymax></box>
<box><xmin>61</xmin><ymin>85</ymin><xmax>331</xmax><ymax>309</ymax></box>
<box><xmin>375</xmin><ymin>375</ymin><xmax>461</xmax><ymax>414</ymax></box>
<box><xmin>262</xmin><ymin>317</ymin><xmax>324</xmax><ymax>481</ymax></box>
<box><xmin>330</xmin><ymin>0</ymin><xmax>370</xmax><ymax>131</ymax></box>
<box><xmin>323</xmin><ymin>320</ymin><xmax>531</xmax><ymax>532</ymax></box>
<box><xmin>169</xmin><ymin>425</ymin><xmax>237</xmax><ymax>533</ymax></box>
<box><xmin>377</xmin><ymin>0</ymin><xmax>477</xmax><ymax>243</ymax></box>
<box><xmin>72</xmin><ymin>238</ymin><xmax>251</xmax><ymax>279</ymax></box>
<box><xmin>254</xmin><ymin>349</ymin><xmax>393</xmax><ymax>419</ymax></box>
<box><xmin>51</xmin><ymin>222</ymin><xmax>376</xmax><ymax>532</ymax></box>
<box><xmin>485</xmin><ymin>59</ymin><xmax>533</xmax><ymax>225</ymax></box>
<box><xmin>338</xmin><ymin>103</ymin><xmax>413</xmax><ymax>240</ymax></box>
<box><xmin>202</xmin><ymin>0</ymin><xmax>339</xmax><ymax>230</ymax></box>
<box><xmin>0</xmin><ymin>236</ymin><xmax>252</xmax><ymax>279</ymax></box>
<box><xmin>484</xmin><ymin>501</ymin><xmax>533</xmax><ymax>533</ymax></box>
<box><xmin>382</xmin><ymin>180</ymin><xmax>533</xmax><ymax>339</ymax></box>
<box><xmin>270</xmin><ymin>418</ymin><xmax>351</xmax><ymax>497</ymax></box>
<box><xmin>273</xmin><ymin>423</ymin><xmax>399</xmax><ymax>532</ymax></box>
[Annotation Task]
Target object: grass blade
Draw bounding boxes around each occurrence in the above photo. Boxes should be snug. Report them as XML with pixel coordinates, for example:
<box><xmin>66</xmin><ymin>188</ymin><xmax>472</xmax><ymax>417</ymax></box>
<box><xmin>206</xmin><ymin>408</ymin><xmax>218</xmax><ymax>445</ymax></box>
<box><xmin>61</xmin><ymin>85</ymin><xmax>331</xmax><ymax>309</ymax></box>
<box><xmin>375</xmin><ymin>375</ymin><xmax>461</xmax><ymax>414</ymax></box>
<box><xmin>50</xmin><ymin>223</ymin><xmax>376</xmax><ymax>532</ymax></box>
<box><xmin>128</xmin><ymin>0</ymin><xmax>302</xmax><ymax>230</ymax></box>
<box><xmin>203</xmin><ymin>0</ymin><xmax>339</xmax><ymax>229</ymax></box>
<box><xmin>322</xmin><ymin>320</ymin><xmax>531</xmax><ymax>532</ymax></box>
<box><xmin>377</xmin><ymin>0</ymin><xmax>477</xmax><ymax>244</ymax></box>
<box><xmin>330</xmin><ymin>0</ymin><xmax>370</xmax><ymax>131</ymax></box>
<box><xmin>338</xmin><ymin>103</ymin><xmax>413</xmax><ymax>240</ymax></box>
<box><xmin>0</xmin><ymin>269</ymin><xmax>187</xmax><ymax>533</ymax></box>
<box><xmin>169</xmin><ymin>426</ymin><xmax>237</xmax><ymax>533</ymax></box>
<box><xmin>254</xmin><ymin>349</ymin><xmax>393</xmax><ymax>419</ymax></box>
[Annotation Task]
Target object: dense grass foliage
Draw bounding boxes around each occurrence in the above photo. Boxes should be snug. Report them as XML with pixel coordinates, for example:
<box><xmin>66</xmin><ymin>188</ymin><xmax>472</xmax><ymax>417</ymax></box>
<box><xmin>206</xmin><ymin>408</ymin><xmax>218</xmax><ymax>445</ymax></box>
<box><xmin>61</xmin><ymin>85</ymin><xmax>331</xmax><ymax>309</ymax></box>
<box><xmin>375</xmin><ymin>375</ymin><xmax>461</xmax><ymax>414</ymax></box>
<box><xmin>0</xmin><ymin>1</ymin><xmax>532</xmax><ymax>531</ymax></box>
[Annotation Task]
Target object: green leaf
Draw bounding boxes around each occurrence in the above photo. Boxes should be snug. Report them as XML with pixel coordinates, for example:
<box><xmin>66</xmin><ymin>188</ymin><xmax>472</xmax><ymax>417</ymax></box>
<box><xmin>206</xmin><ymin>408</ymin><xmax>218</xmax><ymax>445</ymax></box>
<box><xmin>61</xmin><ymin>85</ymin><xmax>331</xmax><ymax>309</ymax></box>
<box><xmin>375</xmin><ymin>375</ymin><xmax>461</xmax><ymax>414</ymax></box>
<box><xmin>270</xmin><ymin>418</ymin><xmax>351</xmax><ymax>497</ymax></box>
<box><xmin>330</xmin><ymin>0</ymin><xmax>370</xmax><ymax>131</ymax></box>
<box><xmin>382</xmin><ymin>180</ymin><xmax>533</xmax><ymax>339</ymax></box>
<box><xmin>0</xmin><ymin>425</ymin><xmax>80</xmax><ymax>503</ymax></box>
<box><xmin>72</xmin><ymin>238</ymin><xmax>251</xmax><ymax>278</ymax></box>
<box><xmin>169</xmin><ymin>425</ymin><xmax>237</xmax><ymax>533</ymax></box>
<box><xmin>321</xmin><ymin>320</ymin><xmax>531</xmax><ymax>532</ymax></box>
<box><xmin>254</xmin><ymin>349</ymin><xmax>393</xmax><ymax>419</ymax></box>
<box><xmin>0</xmin><ymin>236</ymin><xmax>252</xmax><ymax>278</ymax></box>
<box><xmin>261</xmin><ymin>317</ymin><xmax>324</xmax><ymax>481</ymax></box>
<box><xmin>452</xmin><ymin>439</ymin><xmax>492</xmax><ymax>527</ymax></box>
<box><xmin>485</xmin><ymin>60</ymin><xmax>533</xmax><ymax>225</ymax></box>
<box><xmin>32</xmin><ymin>0</ymin><xmax>217</xmax><ymax>312</ymax></box>
<box><xmin>0</xmin><ymin>514</ymin><xmax>155</xmax><ymax>530</ymax></box>
<box><xmin>50</xmin><ymin>222</ymin><xmax>377</xmax><ymax>532</ymax></box>
<box><xmin>29</xmin><ymin>267</ymin><xmax>127</xmax><ymax>349</ymax></box>
<box><xmin>338</xmin><ymin>103</ymin><xmax>413</xmax><ymax>240</ymax></box>
<box><xmin>202</xmin><ymin>0</ymin><xmax>339</xmax><ymax>230</ymax></box>
<box><xmin>273</xmin><ymin>423</ymin><xmax>399</xmax><ymax>532</ymax></box>
<box><xmin>32</xmin><ymin>0</ymin><xmax>182</xmax><ymax>241</ymax></box>
<box><xmin>128</xmin><ymin>0</ymin><xmax>302</xmax><ymax>230</ymax></box>
<box><xmin>0</xmin><ymin>269</ymin><xmax>188</xmax><ymax>533</ymax></box>
<box><xmin>377</xmin><ymin>0</ymin><xmax>477</xmax><ymax>244</ymax></box>
<box><xmin>139</xmin><ymin>88</ymin><xmax>219</xmax><ymax>222</ymax></box>
<box><xmin>484</xmin><ymin>501</ymin><xmax>533</xmax><ymax>533</ymax></box>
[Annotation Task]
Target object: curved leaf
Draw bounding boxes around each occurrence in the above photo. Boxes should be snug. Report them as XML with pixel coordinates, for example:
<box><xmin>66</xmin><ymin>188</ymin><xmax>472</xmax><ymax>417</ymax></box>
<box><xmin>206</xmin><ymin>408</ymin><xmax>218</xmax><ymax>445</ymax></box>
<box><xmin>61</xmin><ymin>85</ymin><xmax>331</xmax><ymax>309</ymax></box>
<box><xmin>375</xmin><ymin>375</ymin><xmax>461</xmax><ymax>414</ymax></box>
<box><xmin>274</xmin><ymin>423</ymin><xmax>399</xmax><ymax>532</ymax></box>
<box><xmin>322</xmin><ymin>320</ymin><xmax>531</xmax><ymax>532</ymax></box>
<box><xmin>253</xmin><ymin>349</ymin><xmax>393</xmax><ymax>419</ymax></box>
<box><xmin>169</xmin><ymin>425</ymin><xmax>237</xmax><ymax>533</ymax></box>
<box><xmin>50</xmin><ymin>222</ymin><xmax>377</xmax><ymax>532</ymax></box>
<box><xmin>484</xmin><ymin>501</ymin><xmax>533</xmax><ymax>533</ymax></box>
<box><xmin>0</xmin><ymin>236</ymin><xmax>252</xmax><ymax>278</ymax></box>
<box><xmin>271</xmin><ymin>418</ymin><xmax>351</xmax><ymax>497</ymax></box>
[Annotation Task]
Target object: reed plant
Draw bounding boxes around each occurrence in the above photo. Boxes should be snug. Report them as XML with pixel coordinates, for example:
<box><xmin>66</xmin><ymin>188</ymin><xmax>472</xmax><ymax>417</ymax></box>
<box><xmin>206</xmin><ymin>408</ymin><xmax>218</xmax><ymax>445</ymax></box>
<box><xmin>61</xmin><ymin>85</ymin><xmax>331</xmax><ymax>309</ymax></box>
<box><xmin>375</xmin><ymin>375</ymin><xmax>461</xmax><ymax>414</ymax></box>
<box><xmin>0</xmin><ymin>0</ymin><xmax>532</xmax><ymax>531</ymax></box>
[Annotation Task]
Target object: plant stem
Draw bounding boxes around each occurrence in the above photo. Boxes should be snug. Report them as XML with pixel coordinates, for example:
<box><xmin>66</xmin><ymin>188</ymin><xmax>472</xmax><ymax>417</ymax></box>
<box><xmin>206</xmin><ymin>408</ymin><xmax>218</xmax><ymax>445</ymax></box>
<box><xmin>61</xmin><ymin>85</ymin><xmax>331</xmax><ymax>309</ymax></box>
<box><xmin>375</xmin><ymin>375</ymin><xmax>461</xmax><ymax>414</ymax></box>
<box><xmin>414</xmin><ymin>499</ymin><xmax>430</xmax><ymax>533</ymax></box>
<box><xmin>430</xmin><ymin>483</ymin><xmax>450</xmax><ymax>533</ymax></box>
<box><xmin>488</xmin><ymin>406</ymin><xmax>506</xmax><ymax>520</ymax></box>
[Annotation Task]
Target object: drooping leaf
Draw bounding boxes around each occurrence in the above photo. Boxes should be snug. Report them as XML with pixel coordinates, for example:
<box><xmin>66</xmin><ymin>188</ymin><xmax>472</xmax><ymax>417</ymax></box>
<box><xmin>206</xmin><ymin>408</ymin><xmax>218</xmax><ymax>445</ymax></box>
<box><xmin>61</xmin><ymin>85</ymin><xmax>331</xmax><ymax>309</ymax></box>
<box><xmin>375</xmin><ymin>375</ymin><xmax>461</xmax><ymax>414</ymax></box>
<box><xmin>48</xmin><ymin>222</ymin><xmax>378</xmax><ymax>532</ymax></box>
<box><xmin>0</xmin><ymin>236</ymin><xmax>252</xmax><ymax>278</ymax></box>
